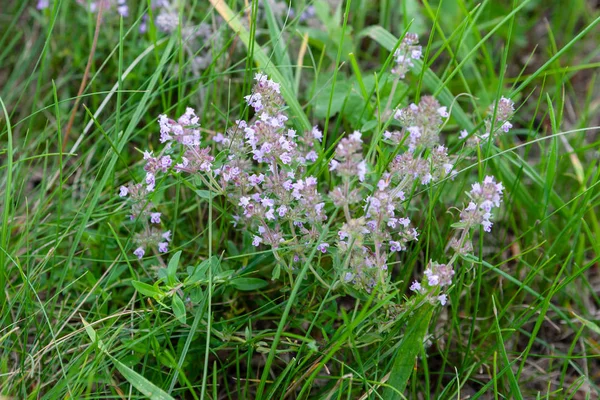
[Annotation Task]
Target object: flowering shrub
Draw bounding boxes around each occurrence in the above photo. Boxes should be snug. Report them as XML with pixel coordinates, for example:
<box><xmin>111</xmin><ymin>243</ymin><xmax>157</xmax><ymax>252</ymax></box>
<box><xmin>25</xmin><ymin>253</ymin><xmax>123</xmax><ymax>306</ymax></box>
<box><xmin>119</xmin><ymin>33</ymin><xmax>514</xmax><ymax>320</ymax></box>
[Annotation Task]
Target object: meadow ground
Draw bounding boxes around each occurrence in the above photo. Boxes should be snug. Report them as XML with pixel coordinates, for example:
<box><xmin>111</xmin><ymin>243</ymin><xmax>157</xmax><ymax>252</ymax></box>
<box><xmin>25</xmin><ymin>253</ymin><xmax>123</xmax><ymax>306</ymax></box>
<box><xmin>1</xmin><ymin>0</ymin><xmax>600</xmax><ymax>398</ymax></box>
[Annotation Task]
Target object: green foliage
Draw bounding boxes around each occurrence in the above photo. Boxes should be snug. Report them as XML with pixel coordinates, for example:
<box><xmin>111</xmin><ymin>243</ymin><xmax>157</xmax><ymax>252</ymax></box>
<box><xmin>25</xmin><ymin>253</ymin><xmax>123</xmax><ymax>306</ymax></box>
<box><xmin>1</xmin><ymin>0</ymin><xmax>600</xmax><ymax>399</ymax></box>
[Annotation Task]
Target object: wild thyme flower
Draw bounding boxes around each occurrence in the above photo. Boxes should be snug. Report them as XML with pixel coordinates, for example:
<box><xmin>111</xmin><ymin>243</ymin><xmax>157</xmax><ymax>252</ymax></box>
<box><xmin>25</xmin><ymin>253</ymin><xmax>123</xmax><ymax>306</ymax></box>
<box><xmin>317</xmin><ymin>243</ymin><xmax>329</xmax><ymax>253</ymax></box>
<box><xmin>457</xmin><ymin>175</ymin><xmax>504</xmax><ymax>232</ymax></box>
<box><xmin>155</xmin><ymin>10</ymin><xmax>179</xmax><ymax>33</ymax></box>
<box><xmin>37</xmin><ymin>0</ymin><xmax>49</xmax><ymax>9</ymax></box>
<box><xmin>394</xmin><ymin>96</ymin><xmax>448</xmax><ymax>151</ymax></box>
<box><xmin>133</xmin><ymin>228</ymin><xmax>172</xmax><ymax>257</ymax></box>
<box><xmin>391</xmin><ymin>33</ymin><xmax>422</xmax><ymax>79</ymax></box>
<box><xmin>133</xmin><ymin>247</ymin><xmax>145</xmax><ymax>259</ymax></box>
<box><xmin>329</xmin><ymin>131</ymin><xmax>366</xmax><ymax>180</ymax></box>
<box><xmin>438</xmin><ymin>294</ymin><xmax>448</xmax><ymax>306</ymax></box>
<box><xmin>388</xmin><ymin>145</ymin><xmax>454</xmax><ymax>187</ymax></box>
<box><xmin>424</xmin><ymin>261</ymin><xmax>455</xmax><ymax>287</ymax></box>
<box><xmin>119</xmin><ymin>181</ymin><xmax>171</xmax><ymax>257</ymax></box>
<box><xmin>245</xmin><ymin>73</ymin><xmax>284</xmax><ymax>115</ymax></box>
<box><xmin>197</xmin><ymin>73</ymin><xmax>328</xmax><ymax>274</ymax></box>
<box><xmin>491</xmin><ymin>96</ymin><xmax>515</xmax><ymax>133</ymax></box>
<box><xmin>119</xmin><ymin>65</ymin><xmax>510</xmax><ymax>321</ymax></box>
<box><xmin>139</xmin><ymin>0</ymin><xmax>170</xmax><ymax>33</ymax></box>
<box><xmin>466</xmin><ymin>97</ymin><xmax>516</xmax><ymax>146</ymax></box>
<box><xmin>469</xmin><ymin>176</ymin><xmax>504</xmax><ymax>212</ymax></box>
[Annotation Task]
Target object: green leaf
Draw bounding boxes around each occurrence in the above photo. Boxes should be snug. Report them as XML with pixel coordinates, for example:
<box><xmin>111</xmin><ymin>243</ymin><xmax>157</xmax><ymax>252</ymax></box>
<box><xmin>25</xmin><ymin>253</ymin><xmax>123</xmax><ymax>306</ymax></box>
<box><xmin>111</xmin><ymin>356</ymin><xmax>175</xmax><ymax>400</ymax></box>
<box><xmin>195</xmin><ymin>190</ymin><xmax>216</xmax><ymax>200</ymax></box>
<box><xmin>167</xmin><ymin>250</ymin><xmax>182</xmax><ymax>284</ymax></box>
<box><xmin>186</xmin><ymin>256</ymin><xmax>221</xmax><ymax>285</ymax></box>
<box><xmin>172</xmin><ymin>295</ymin><xmax>186</xmax><ymax>325</ymax></box>
<box><xmin>81</xmin><ymin>317</ymin><xmax>106</xmax><ymax>352</ymax></box>
<box><xmin>573</xmin><ymin>313</ymin><xmax>600</xmax><ymax>335</ymax></box>
<box><xmin>186</xmin><ymin>259</ymin><xmax>210</xmax><ymax>284</ymax></box>
<box><xmin>383</xmin><ymin>303</ymin><xmax>433</xmax><ymax>399</ymax></box>
<box><xmin>271</xmin><ymin>264</ymin><xmax>281</xmax><ymax>280</ymax></box>
<box><xmin>313</xmin><ymin>75</ymin><xmax>352</xmax><ymax>119</ymax></box>
<box><xmin>82</xmin><ymin>318</ymin><xmax>175</xmax><ymax>400</ymax></box>
<box><xmin>188</xmin><ymin>286</ymin><xmax>204</xmax><ymax>304</ymax></box>
<box><xmin>132</xmin><ymin>280</ymin><xmax>163</xmax><ymax>298</ymax></box>
<box><xmin>230</xmin><ymin>277</ymin><xmax>269</xmax><ymax>291</ymax></box>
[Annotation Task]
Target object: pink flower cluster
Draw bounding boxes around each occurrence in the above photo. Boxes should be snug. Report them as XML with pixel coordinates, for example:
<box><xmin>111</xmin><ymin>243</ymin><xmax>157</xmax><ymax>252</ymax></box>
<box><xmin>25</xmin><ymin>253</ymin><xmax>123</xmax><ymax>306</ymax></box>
<box><xmin>328</xmin><ymin>129</ymin><xmax>422</xmax><ymax>292</ymax></box>
<box><xmin>210</xmin><ymin>73</ymin><xmax>326</xmax><ymax>260</ymax></box>
<box><xmin>459</xmin><ymin>176</ymin><xmax>504</xmax><ymax>233</ymax></box>
<box><xmin>118</xmin><ymin>183</ymin><xmax>171</xmax><ymax>258</ymax></box>
<box><xmin>410</xmin><ymin>261</ymin><xmax>455</xmax><ymax>305</ymax></box>
<box><xmin>461</xmin><ymin>96</ymin><xmax>515</xmax><ymax>145</ymax></box>
<box><xmin>117</xmin><ymin>107</ymin><xmax>207</xmax><ymax>259</ymax></box>
<box><xmin>116</xmin><ymin>69</ymin><xmax>509</xmax><ymax>312</ymax></box>
<box><xmin>392</xmin><ymin>33</ymin><xmax>422</xmax><ymax>79</ymax></box>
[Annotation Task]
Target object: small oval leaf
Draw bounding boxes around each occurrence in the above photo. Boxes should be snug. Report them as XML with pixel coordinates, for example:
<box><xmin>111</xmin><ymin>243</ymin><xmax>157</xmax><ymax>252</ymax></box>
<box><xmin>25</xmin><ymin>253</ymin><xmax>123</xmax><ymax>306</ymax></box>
<box><xmin>230</xmin><ymin>278</ymin><xmax>269</xmax><ymax>291</ymax></box>
<box><xmin>132</xmin><ymin>280</ymin><xmax>163</xmax><ymax>298</ymax></box>
<box><xmin>172</xmin><ymin>295</ymin><xmax>186</xmax><ymax>324</ymax></box>
<box><xmin>167</xmin><ymin>250</ymin><xmax>182</xmax><ymax>281</ymax></box>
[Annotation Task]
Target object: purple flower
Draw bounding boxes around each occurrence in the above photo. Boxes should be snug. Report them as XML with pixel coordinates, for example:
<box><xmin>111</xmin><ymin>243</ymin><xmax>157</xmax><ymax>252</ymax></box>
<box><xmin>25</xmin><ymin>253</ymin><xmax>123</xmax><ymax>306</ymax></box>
<box><xmin>312</xmin><ymin>126</ymin><xmax>323</xmax><ymax>142</ymax></box>
<box><xmin>119</xmin><ymin>186</ymin><xmax>129</xmax><ymax>197</ymax></box>
<box><xmin>317</xmin><ymin>243</ymin><xmax>329</xmax><ymax>253</ymax></box>
<box><xmin>150</xmin><ymin>212</ymin><xmax>161</xmax><ymax>224</ymax></box>
<box><xmin>410</xmin><ymin>281</ymin><xmax>422</xmax><ymax>292</ymax></box>
<box><xmin>249</xmin><ymin>174</ymin><xmax>265</xmax><ymax>186</ymax></box>
<box><xmin>252</xmin><ymin>235</ymin><xmax>262</xmax><ymax>246</ymax></box>
<box><xmin>117</xmin><ymin>1</ymin><xmax>128</xmax><ymax>17</ymax></box>
<box><xmin>239</xmin><ymin>197</ymin><xmax>251</xmax><ymax>207</ymax></box>
<box><xmin>145</xmin><ymin>172</ymin><xmax>155</xmax><ymax>187</ymax></box>
<box><xmin>133</xmin><ymin>247</ymin><xmax>145</xmax><ymax>259</ymax></box>
<box><xmin>277</xmin><ymin>205</ymin><xmax>288</xmax><ymax>217</ymax></box>
<box><xmin>162</xmin><ymin>230</ymin><xmax>172</xmax><ymax>242</ymax></box>
<box><xmin>438</xmin><ymin>294</ymin><xmax>448</xmax><ymax>306</ymax></box>
<box><xmin>349</xmin><ymin>130</ymin><xmax>362</xmax><ymax>142</ymax></box>
<box><xmin>389</xmin><ymin>240</ymin><xmax>402</xmax><ymax>252</ymax></box>
<box><xmin>158</xmin><ymin>242</ymin><xmax>168</xmax><ymax>253</ymax></box>
<box><xmin>305</xmin><ymin>176</ymin><xmax>318</xmax><ymax>186</ymax></box>
<box><xmin>424</xmin><ymin>268</ymin><xmax>440</xmax><ymax>286</ymax></box>
<box><xmin>160</xmin><ymin>156</ymin><xmax>172</xmax><ymax>171</ymax></box>
<box><xmin>306</xmin><ymin>150</ymin><xmax>318</xmax><ymax>162</ymax></box>
<box><xmin>261</xmin><ymin>198</ymin><xmax>275</xmax><ymax>208</ymax></box>
<box><xmin>280</xmin><ymin>152</ymin><xmax>292</xmax><ymax>165</ymax></box>
<box><xmin>265</xmin><ymin>208</ymin><xmax>275</xmax><ymax>220</ymax></box>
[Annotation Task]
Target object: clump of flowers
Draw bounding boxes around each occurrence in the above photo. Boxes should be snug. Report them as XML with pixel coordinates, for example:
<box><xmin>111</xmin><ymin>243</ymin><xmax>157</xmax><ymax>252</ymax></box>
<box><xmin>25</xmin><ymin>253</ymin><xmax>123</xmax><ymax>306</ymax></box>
<box><xmin>461</xmin><ymin>96</ymin><xmax>515</xmax><ymax>146</ymax></box>
<box><xmin>118</xmin><ymin>182</ymin><xmax>171</xmax><ymax>259</ymax></box>
<box><xmin>409</xmin><ymin>175</ymin><xmax>504</xmax><ymax>305</ymax></box>
<box><xmin>119</xmin><ymin>63</ymin><xmax>510</xmax><ymax>315</ymax></box>
<box><xmin>391</xmin><ymin>33</ymin><xmax>422</xmax><ymax>79</ymax></box>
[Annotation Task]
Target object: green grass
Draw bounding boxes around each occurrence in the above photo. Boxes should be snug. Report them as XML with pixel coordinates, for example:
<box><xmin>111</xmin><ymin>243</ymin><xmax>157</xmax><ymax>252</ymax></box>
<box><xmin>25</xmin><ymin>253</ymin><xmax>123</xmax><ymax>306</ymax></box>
<box><xmin>1</xmin><ymin>0</ymin><xmax>600</xmax><ymax>398</ymax></box>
